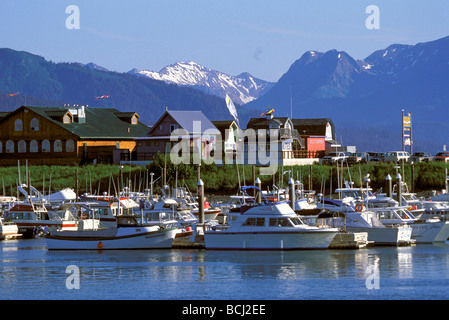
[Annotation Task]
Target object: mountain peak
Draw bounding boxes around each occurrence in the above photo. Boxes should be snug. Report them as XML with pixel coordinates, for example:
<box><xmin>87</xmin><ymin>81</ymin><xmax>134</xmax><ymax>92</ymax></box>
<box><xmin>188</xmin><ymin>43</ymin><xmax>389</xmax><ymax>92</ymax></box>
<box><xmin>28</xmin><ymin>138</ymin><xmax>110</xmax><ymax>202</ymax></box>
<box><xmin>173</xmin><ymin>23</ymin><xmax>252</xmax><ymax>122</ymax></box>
<box><xmin>130</xmin><ymin>61</ymin><xmax>274</xmax><ymax>105</ymax></box>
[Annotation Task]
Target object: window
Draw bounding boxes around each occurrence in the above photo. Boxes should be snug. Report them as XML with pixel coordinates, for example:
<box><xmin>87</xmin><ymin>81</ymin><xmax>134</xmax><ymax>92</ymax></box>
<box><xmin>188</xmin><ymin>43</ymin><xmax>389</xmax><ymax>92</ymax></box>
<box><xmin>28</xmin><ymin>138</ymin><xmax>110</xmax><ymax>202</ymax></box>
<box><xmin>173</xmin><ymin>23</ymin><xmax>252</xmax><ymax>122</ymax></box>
<box><xmin>18</xmin><ymin>140</ymin><xmax>26</xmax><ymax>153</ymax></box>
<box><xmin>66</xmin><ymin>139</ymin><xmax>74</xmax><ymax>152</ymax></box>
<box><xmin>146</xmin><ymin>141</ymin><xmax>151</xmax><ymax>146</ymax></box>
<box><xmin>30</xmin><ymin>118</ymin><xmax>39</xmax><ymax>131</ymax></box>
<box><xmin>42</xmin><ymin>140</ymin><xmax>50</xmax><ymax>152</ymax></box>
<box><xmin>30</xmin><ymin>140</ymin><xmax>38</xmax><ymax>153</ymax></box>
<box><xmin>269</xmin><ymin>218</ymin><xmax>291</xmax><ymax>227</ymax></box>
<box><xmin>14</xmin><ymin>119</ymin><xmax>23</xmax><ymax>131</ymax></box>
<box><xmin>170</xmin><ymin>124</ymin><xmax>178</xmax><ymax>132</ymax></box>
<box><xmin>63</xmin><ymin>114</ymin><xmax>71</xmax><ymax>123</ymax></box>
<box><xmin>131</xmin><ymin>116</ymin><xmax>138</xmax><ymax>125</ymax></box>
<box><xmin>242</xmin><ymin>217</ymin><xmax>265</xmax><ymax>226</ymax></box>
<box><xmin>54</xmin><ymin>140</ymin><xmax>62</xmax><ymax>152</ymax></box>
<box><xmin>6</xmin><ymin>140</ymin><xmax>14</xmax><ymax>153</ymax></box>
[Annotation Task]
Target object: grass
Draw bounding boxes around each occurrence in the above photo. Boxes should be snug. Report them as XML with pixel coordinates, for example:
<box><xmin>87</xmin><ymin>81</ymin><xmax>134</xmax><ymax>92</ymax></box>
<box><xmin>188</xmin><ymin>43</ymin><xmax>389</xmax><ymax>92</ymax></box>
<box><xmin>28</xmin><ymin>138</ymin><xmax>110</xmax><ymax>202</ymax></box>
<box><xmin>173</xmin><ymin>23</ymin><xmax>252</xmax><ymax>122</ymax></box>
<box><xmin>1</xmin><ymin>156</ymin><xmax>447</xmax><ymax>198</ymax></box>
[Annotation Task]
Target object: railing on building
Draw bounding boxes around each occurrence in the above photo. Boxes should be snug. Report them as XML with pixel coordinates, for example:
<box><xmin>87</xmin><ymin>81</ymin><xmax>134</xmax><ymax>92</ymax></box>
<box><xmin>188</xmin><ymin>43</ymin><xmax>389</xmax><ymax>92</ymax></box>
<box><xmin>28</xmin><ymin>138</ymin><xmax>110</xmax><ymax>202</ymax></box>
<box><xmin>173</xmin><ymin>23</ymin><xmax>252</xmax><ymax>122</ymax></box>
<box><xmin>293</xmin><ymin>150</ymin><xmax>325</xmax><ymax>159</ymax></box>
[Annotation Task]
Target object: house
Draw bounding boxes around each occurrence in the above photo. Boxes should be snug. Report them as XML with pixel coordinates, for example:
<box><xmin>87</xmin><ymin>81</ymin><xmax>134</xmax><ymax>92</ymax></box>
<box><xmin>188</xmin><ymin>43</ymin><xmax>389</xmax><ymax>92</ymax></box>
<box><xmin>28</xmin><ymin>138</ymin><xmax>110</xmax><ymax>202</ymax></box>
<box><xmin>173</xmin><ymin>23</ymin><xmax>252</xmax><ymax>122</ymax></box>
<box><xmin>133</xmin><ymin>109</ymin><xmax>221</xmax><ymax>164</ymax></box>
<box><xmin>291</xmin><ymin>118</ymin><xmax>336</xmax><ymax>158</ymax></box>
<box><xmin>244</xmin><ymin>113</ymin><xmax>306</xmax><ymax>166</ymax></box>
<box><xmin>0</xmin><ymin>105</ymin><xmax>149</xmax><ymax>165</ymax></box>
<box><xmin>211</xmin><ymin>120</ymin><xmax>239</xmax><ymax>161</ymax></box>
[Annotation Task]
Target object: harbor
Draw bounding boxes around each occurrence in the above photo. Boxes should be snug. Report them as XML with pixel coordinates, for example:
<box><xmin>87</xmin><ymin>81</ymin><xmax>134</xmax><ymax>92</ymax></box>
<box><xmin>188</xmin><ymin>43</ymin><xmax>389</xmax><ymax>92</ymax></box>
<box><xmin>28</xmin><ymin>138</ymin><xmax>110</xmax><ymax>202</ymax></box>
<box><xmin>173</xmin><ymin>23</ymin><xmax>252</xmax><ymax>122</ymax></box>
<box><xmin>1</xmin><ymin>238</ymin><xmax>449</xmax><ymax>300</ymax></box>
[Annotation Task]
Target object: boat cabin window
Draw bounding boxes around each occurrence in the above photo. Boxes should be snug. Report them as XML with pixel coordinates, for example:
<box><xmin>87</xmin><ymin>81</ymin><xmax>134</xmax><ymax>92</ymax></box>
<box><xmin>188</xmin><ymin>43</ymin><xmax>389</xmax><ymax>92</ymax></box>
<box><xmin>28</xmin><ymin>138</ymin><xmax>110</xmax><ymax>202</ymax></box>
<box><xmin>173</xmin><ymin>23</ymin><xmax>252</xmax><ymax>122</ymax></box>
<box><xmin>117</xmin><ymin>217</ymin><xmax>138</xmax><ymax>226</ymax></box>
<box><xmin>242</xmin><ymin>217</ymin><xmax>265</xmax><ymax>226</ymax></box>
<box><xmin>397</xmin><ymin>209</ymin><xmax>414</xmax><ymax>219</ymax></box>
<box><xmin>289</xmin><ymin>217</ymin><xmax>304</xmax><ymax>226</ymax></box>
<box><xmin>375</xmin><ymin>210</ymin><xmax>396</xmax><ymax>220</ymax></box>
<box><xmin>269</xmin><ymin>217</ymin><xmax>291</xmax><ymax>227</ymax></box>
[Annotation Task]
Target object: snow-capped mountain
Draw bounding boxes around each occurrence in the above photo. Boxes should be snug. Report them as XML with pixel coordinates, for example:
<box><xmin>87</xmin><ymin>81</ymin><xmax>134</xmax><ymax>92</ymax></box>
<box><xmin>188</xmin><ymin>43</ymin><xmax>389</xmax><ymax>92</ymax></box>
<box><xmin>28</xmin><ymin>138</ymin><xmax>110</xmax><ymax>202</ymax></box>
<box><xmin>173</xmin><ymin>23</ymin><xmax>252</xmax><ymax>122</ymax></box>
<box><xmin>128</xmin><ymin>61</ymin><xmax>274</xmax><ymax>105</ymax></box>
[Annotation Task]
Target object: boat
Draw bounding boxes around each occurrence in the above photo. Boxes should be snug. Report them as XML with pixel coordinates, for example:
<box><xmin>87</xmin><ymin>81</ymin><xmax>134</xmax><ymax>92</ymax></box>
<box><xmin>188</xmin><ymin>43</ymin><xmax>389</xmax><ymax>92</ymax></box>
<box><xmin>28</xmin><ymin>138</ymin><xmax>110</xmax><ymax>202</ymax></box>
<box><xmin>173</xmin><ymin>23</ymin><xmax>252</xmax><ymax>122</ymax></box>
<box><xmin>18</xmin><ymin>184</ymin><xmax>76</xmax><ymax>205</ymax></box>
<box><xmin>45</xmin><ymin>215</ymin><xmax>177</xmax><ymax>250</ymax></box>
<box><xmin>204</xmin><ymin>201</ymin><xmax>339</xmax><ymax>250</ymax></box>
<box><xmin>0</xmin><ymin>218</ymin><xmax>21</xmax><ymax>239</ymax></box>
<box><xmin>369</xmin><ymin>206</ymin><xmax>449</xmax><ymax>243</ymax></box>
<box><xmin>3</xmin><ymin>202</ymin><xmax>78</xmax><ymax>238</ymax></box>
<box><xmin>316</xmin><ymin>209</ymin><xmax>413</xmax><ymax>246</ymax></box>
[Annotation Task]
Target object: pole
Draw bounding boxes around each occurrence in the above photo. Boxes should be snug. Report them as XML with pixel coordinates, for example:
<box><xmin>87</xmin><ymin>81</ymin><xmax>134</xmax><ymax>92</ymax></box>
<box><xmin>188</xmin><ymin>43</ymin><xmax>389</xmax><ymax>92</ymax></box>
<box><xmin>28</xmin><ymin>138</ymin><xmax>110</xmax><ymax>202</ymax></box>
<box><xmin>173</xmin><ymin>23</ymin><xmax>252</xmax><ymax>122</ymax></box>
<box><xmin>255</xmin><ymin>177</ymin><xmax>262</xmax><ymax>204</ymax></box>
<box><xmin>397</xmin><ymin>173</ymin><xmax>402</xmax><ymax>206</ymax></box>
<box><xmin>386</xmin><ymin>174</ymin><xmax>392</xmax><ymax>198</ymax></box>
<box><xmin>289</xmin><ymin>178</ymin><xmax>295</xmax><ymax>211</ymax></box>
<box><xmin>198</xmin><ymin>179</ymin><xmax>205</xmax><ymax>225</ymax></box>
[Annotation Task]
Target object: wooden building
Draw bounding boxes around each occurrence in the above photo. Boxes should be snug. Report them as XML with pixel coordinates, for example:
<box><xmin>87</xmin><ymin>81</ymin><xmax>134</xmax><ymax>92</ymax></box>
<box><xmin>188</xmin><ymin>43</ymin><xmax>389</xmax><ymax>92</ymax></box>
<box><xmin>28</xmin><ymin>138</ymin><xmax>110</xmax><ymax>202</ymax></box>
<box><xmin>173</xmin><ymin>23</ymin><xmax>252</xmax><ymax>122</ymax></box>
<box><xmin>0</xmin><ymin>105</ymin><xmax>149</xmax><ymax>165</ymax></box>
<box><xmin>133</xmin><ymin>109</ymin><xmax>221</xmax><ymax>163</ymax></box>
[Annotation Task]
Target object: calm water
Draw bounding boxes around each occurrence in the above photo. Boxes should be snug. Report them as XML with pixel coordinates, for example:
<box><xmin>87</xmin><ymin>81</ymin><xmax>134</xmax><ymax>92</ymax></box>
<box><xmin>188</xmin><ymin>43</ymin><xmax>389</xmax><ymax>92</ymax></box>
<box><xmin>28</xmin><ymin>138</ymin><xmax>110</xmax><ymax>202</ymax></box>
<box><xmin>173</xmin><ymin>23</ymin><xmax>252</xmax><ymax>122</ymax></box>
<box><xmin>1</xmin><ymin>238</ymin><xmax>449</xmax><ymax>300</ymax></box>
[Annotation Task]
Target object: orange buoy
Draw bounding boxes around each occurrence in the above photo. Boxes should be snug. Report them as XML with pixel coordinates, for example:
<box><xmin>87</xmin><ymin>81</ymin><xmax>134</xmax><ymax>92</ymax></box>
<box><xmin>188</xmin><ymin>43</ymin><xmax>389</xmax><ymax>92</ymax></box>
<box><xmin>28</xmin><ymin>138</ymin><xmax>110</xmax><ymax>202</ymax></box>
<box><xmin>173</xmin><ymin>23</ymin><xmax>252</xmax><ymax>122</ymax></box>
<box><xmin>97</xmin><ymin>241</ymin><xmax>103</xmax><ymax>249</ymax></box>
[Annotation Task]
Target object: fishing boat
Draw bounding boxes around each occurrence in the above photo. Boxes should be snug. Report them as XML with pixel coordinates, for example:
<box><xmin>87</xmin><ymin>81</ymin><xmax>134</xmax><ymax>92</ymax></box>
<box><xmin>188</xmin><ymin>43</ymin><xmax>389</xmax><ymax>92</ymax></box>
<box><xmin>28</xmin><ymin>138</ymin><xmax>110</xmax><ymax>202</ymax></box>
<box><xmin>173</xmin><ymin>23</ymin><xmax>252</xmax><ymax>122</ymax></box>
<box><xmin>204</xmin><ymin>202</ymin><xmax>339</xmax><ymax>250</ymax></box>
<box><xmin>316</xmin><ymin>210</ymin><xmax>413</xmax><ymax>246</ymax></box>
<box><xmin>45</xmin><ymin>215</ymin><xmax>177</xmax><ymax>250</ymax></box>
<box><xmin>370</xmin><ymin>206</ymin><xmax>449</xmax><ymax>243</ymax></box>
<box><xmin>3</xmin><ymin>202</ymin><xmax>78</xmax><ymax>238</ymax></box>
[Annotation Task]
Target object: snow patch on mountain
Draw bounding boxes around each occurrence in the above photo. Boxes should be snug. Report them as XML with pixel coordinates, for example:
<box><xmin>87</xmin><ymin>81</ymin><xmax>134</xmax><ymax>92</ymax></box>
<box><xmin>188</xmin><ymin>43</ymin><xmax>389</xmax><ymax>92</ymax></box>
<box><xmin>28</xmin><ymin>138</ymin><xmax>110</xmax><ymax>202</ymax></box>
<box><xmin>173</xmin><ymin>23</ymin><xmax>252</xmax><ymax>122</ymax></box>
<box><xmin>128</xmin><ymin>61</ymin><xmax>274</xmax><ymax>105</ymax></box>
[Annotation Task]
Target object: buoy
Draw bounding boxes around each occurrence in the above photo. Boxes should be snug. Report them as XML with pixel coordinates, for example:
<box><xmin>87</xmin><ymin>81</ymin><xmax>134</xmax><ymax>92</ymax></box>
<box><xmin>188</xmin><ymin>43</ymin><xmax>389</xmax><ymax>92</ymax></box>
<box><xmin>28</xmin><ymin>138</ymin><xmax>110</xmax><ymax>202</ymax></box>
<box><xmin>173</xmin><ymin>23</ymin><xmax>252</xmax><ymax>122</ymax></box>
<box><xmin>97</xmin><ymin>241</ymin><xmax>103</xmax><ymax>249</ymax></box>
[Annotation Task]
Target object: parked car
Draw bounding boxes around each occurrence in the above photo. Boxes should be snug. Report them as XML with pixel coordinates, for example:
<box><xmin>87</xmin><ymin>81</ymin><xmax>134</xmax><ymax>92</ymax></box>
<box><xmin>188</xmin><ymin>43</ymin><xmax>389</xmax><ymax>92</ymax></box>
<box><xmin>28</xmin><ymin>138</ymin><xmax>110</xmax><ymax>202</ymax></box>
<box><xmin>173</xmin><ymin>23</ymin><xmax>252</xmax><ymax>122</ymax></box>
<box><xmin>383</xmin><ymin>151</ymin><xmax>410</xmax><ymax>163</ymax></box>
<box><xmin>433</xmin><ymin>152</ymin><xmax>449</xmax><ymax>162</ymax></box>
<box><xmin>366</xmin><ymin>152</ymin><xmax>384</xmax><ymax>162</ymax></box>
<box><xmin>347</xmin><ymin>152</ymin><xmax>369</xmax><ymax>165</ymax></box>
<box><xmin>321</xmin><ymin>152</ymin><xmax>348</xmax><ymax>165</ymax></box>
<box><xmin>409</xmin><ymin>152</ymin><xmax>433</xmax><ymax>163</ymax></box>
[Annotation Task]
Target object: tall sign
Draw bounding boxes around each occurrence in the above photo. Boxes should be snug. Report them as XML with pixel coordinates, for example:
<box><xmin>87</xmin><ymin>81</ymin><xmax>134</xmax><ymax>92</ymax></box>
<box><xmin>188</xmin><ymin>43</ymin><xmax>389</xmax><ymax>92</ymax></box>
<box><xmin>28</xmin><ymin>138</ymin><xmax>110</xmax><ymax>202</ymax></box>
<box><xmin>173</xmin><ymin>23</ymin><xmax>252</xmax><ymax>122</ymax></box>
<box><xmin>402</xmin><ymin>110</ymin><xmax>412</xmax><ymax>154</ymax></box>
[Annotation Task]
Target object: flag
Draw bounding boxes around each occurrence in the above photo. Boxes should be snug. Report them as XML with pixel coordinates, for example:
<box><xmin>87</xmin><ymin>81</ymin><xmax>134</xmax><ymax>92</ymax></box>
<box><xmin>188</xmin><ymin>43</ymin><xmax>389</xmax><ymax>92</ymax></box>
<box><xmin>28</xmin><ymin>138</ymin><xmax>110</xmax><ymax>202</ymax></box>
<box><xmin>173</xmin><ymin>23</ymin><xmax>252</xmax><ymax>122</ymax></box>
<box><xmin>225</xmin><ymin>94</ymin><xmax>239</xmax><ymax>127</ymax></box>
<box><xmin>260</xmin><ymin>108</ymin><xmax>274</xmax><ymax>117</ymax></box>
<box><xmin>95</xmin><ymin>95</ymin><xmax>109</xmax><ymax>100</ymax></box>
<box><xmin>8</xmin><ymin>92</ymin><xmax>19</xmax><ymax>97</ymax></box>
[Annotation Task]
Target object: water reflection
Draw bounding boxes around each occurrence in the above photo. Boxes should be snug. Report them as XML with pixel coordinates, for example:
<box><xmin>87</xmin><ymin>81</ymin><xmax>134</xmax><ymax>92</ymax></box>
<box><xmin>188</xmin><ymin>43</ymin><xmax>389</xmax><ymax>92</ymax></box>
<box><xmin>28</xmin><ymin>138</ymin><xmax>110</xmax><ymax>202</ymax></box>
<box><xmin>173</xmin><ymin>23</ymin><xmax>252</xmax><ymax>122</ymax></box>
<box><xmin>1</xmin><ymin>239</ymin><xmax>449</xmax><ymax>299</ymax></box>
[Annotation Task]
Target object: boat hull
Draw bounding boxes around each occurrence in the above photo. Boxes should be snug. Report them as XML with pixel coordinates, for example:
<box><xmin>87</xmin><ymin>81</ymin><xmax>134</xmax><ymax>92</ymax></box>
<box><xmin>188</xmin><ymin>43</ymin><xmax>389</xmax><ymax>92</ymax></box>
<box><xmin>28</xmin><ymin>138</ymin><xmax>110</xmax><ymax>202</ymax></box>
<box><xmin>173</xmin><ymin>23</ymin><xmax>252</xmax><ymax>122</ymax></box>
<box><xmin>346</xmin><ymin>225</ymin><xmax>412</xmax><ymax>246</ymax></box>
<box><xmin>204</xmin><ymin>229</ymin><xmax>338</xmax><ymax>250</ymax></box>
<box><xmin>45</xmin><ymin>227</ymin><xmax>177</xmax><ymax>250</ymax></box>
<box><xmin>410</xmin><ymin>221</ymin><xmax>449</xmax><ymax>243</ymax></box>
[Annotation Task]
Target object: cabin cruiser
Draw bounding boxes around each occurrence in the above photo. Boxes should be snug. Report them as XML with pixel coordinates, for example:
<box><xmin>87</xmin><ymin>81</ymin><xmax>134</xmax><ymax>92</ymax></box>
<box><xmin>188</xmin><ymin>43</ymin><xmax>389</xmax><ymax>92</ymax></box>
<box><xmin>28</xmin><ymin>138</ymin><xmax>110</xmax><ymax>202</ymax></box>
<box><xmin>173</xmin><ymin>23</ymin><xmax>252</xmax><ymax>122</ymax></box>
<box><xmin>3</xmin><ymin>202</ymin><xmax>78</xmax><ymax>238</ymax></box>
<box><xmin>45</xmin><ymin>215</ymin><xmax>177</xmax><ymax>250</ymax></box>
<box><xmin>204</xmin><ymin>202</ymin><xmax>339</xmax><ymax>250</ymax></box>
<box><xmin>316</xmin><ymin>209</ymin><xmax>412</xmax><ymax>246</ymax></box>
<box><xmin>369</xmin><ymin>206</ymin><xmax>449</xmax><ymax>243</ymax></box>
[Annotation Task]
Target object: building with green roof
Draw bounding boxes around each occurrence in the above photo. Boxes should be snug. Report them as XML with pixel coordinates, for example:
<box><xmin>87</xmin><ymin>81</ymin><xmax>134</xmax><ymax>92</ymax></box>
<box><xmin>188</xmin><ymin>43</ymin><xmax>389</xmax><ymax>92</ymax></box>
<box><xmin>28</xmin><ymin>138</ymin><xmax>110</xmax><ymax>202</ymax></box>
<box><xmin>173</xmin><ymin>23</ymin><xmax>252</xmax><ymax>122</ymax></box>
<box><xmin>0</xmin><ymin>105</ymin><xmax>149</xmax><ymax>165</ymax></box>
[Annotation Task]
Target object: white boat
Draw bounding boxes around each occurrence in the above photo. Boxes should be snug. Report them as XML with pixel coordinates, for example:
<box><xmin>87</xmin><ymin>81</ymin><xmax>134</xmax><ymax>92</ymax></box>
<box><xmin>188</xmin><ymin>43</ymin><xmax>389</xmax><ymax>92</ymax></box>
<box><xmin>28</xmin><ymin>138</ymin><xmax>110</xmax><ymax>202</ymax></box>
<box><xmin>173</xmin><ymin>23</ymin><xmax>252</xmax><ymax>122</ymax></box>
<box><xmin>316</xmin><ymin>210</ymin><xmax>412</xmax><ymax>246</ymax></box>
<box><xmin>3</xmin><ymin>202</ymin><xmax>78</xmax><ymax>238</ymax></box>
<box><xmin>0</xmin><ymin>218</ymin><xmax>20</xmax><ymax>239</ymax></box>
<box><xmin>370</xmin><ymin>206</ymin><xmax>449</xmax><ymax>243</ymax></box>
<box><xmin>45</xmin><ymin>215</ymin><xmax>177</xmax><ymax>250</ymax></box>
<box><xmin>18</xmin><ymin>184</ymin><xmax>76</xmax><ymax>205</ymax></box>
<box><xmin>204</xmin><ymin>202</ymin><xmax>339</xmax><ymax>250</ymax></box>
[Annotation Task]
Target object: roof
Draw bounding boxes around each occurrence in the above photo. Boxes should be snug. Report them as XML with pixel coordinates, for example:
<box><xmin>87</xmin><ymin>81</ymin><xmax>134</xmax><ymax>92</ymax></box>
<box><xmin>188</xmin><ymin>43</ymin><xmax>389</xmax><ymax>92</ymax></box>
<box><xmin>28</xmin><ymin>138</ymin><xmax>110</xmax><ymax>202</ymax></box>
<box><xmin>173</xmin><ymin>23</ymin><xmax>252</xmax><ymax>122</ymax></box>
<box><xmin>1</xmin><ymin>106</ymin><xmax>149</xmax><ymax>139</ymax></box>
<box><xmin>291</xmin><ymin>118</ymin><xmax>335</xmax><ymax>138</ymax></box>
<box><xmin>149</xmin><ymin>110</ymin><xmax>220</xmax><ymax>136</ymax></box>
<box><xmin>246</xmin><ymin>117</ymin><xmax>290</xmax><ymax>130</ymax></box>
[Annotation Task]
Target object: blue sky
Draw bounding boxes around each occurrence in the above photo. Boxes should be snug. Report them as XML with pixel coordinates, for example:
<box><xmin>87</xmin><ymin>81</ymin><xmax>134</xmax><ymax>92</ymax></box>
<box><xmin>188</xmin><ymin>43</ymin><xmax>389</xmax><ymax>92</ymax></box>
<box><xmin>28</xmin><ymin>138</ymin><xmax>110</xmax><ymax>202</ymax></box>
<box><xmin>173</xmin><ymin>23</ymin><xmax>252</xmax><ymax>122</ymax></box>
<box><xmin>0</xmin><ymin>0</ymin><xmax>448</xmax><ymax>82</ymax></box>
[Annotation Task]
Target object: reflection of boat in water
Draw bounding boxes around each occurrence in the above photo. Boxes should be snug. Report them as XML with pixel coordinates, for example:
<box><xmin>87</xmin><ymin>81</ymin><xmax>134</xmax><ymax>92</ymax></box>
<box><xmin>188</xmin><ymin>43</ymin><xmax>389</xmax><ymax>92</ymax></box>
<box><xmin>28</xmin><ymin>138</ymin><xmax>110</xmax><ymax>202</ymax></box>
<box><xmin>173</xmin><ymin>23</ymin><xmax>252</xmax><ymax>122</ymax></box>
<box><xmin>204</xmin><ymin>202</ymin><xmax>338</xmax><ymax>250</ymax></box>
<box><xmin>45</xmin><ymin>215</ymin><xmax>177</xmax><ymax>250</ymax></box>
<box><xmin>3</xmin><ymin>202</ymin><xmax>78</xmax><ymax>238</ymax></box>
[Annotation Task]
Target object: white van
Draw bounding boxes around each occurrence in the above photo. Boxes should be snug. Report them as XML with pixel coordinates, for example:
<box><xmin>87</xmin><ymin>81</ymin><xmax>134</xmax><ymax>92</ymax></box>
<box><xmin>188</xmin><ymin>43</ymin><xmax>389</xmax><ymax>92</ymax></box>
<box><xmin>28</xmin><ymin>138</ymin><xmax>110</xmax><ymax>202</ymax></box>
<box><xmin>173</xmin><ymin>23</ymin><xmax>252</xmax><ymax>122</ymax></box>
<box><xmin>383</xmin><ymin>151</ymin><xmax>410</xmax><ymax>163</ymax></box>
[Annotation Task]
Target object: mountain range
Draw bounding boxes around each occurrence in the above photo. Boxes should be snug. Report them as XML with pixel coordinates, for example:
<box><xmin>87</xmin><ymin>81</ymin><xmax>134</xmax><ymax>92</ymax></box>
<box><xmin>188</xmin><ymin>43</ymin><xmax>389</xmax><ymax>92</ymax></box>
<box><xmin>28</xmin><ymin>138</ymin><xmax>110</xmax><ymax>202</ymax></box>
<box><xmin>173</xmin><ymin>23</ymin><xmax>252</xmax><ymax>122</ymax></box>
<box><xmin>0</xmin><ymin>48</ymin><xmax>259</xmax><ymax>127</ymax></box>
<box><xmin>243</xmin><ymin>36</ymin><xmax>449</xmax><ymax>153</ymax></box>
<box><xmin>1</xmin><ymin>35</ymin><xmax>449</xmax><ymax>153</ymax></box>
<box><xmin>128</xmin><ymin>61</ymin><xmax>274</xmax><ymax>105</ymax></box>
